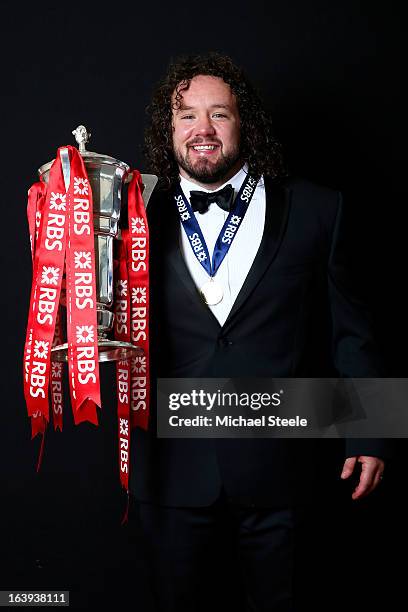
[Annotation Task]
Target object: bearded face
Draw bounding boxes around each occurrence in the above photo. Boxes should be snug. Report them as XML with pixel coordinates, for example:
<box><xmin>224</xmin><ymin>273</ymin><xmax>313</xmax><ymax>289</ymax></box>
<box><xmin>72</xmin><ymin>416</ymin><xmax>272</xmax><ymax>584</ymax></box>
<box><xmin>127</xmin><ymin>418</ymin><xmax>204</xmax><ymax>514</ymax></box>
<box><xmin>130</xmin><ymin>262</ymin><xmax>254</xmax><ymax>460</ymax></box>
<box><xmin>172</xmin><ymin>75</ymin><xmax>242</xmax><ymax>187</ymax></box>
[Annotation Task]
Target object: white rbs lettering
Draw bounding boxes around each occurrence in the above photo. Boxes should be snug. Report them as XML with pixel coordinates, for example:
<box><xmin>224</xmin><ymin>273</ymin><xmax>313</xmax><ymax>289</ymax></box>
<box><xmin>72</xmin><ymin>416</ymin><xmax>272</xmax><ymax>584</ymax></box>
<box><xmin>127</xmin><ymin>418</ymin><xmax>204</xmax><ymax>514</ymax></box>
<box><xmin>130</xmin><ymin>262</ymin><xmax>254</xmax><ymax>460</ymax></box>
<box><xmin>45</xmin><ymin>212</ymin><xmax>65</xmax><ymax>251</ymax></box>
<box><xmin>188</xmin><ymin>232</ymin><xmax>206</xmax><ymax>256</ymax></box>
<box><xmin>77</xmin><ymin>346</ymin><xmax>96</xmax><ymax>384</ymax></box>
<box><xmin>37</xmin><ymin>287</ymin><xmax>57</xmax><ymax>325</ymax></box>
<box><xmin>115</xmin><ymin>299</ymin><xmax>128</xmax><ymax>335</ymax></box>
<box><xmin>131</xmin><ymin>237</ymin><xmax>147</xmax><ymax>272</ymax></box>
<box><xmin>118</xmin><ymin>367</ymin><xmax>129</xmax><ymax>404</ymax></box>
<box><xmin>240</xmin><ymin>177</ymin><xmax>256</xmax><ymax>203</ymax></box>
<box><xmin>132</xmin><ymin>377</ymin><xmax>147</xmax><ymax>412</ymax></box>
<box><xmin>29</xmin><ymin>361</ymin><xmax>47</xmax><ymax>398</ymax></box>
<box><xmin>120</xmin><ymin>436</ymin><xmax>129</xmax><ymax>473</ymax></box>
<box><xmin>74</xmin><ymin>271</ymin><xmax>94</xmax><ymax>309</ymax></box>
<box><xmin>131</xmin><ymin>306</ymin><xmax>147</xmax><ymax>342</ymax></box>
<box><xmin>222</xmin><ymin>224</ymin><xmax>238</xmax><ymax>245</ymax></box>
<box><xmin>73</xmin><ymin>198</ymin><xmax>91</xmax><ymax>235</ymax></box>
<box><xmin>175</xmin><ymin>194</ymin><xmax>191</xmax><ymax>221</ymax></box>
<box><xmin>51</xmin><ymin>380</ymin><xmax>63</xmax><ymax>414</ymax></box>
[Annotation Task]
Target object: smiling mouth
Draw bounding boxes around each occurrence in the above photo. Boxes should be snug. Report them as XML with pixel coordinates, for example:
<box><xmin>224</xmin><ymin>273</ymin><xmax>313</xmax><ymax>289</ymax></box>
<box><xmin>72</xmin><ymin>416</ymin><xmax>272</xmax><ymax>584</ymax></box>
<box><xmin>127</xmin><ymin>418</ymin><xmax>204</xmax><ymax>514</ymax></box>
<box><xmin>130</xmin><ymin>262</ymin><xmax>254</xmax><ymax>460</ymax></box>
<box><xmin>189</xmin><ymin>144</ymin><xmax>219</xmax><ymax>152</ymax></box>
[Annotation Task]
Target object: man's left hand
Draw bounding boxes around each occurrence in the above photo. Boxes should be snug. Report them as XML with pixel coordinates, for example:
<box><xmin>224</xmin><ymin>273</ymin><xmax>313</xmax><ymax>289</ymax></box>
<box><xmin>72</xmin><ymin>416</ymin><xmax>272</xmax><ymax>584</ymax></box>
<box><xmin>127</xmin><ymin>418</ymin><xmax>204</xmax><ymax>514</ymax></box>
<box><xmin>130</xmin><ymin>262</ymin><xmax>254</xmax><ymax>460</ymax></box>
<box><xmin>341</xmin><ymin>456</ymin><xmax>385</xmax><ymax>500</ymax></box>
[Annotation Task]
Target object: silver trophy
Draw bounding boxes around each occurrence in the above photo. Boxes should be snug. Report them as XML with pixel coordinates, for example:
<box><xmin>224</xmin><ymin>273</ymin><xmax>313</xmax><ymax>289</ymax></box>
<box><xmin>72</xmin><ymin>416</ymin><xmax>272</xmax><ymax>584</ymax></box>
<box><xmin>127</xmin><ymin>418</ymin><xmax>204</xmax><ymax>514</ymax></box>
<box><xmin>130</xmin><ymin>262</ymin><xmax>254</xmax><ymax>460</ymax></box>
<box><xmin>38</xmin><ymin>125</ymin><xmax>157</xmax><ymax>363</ymax></box>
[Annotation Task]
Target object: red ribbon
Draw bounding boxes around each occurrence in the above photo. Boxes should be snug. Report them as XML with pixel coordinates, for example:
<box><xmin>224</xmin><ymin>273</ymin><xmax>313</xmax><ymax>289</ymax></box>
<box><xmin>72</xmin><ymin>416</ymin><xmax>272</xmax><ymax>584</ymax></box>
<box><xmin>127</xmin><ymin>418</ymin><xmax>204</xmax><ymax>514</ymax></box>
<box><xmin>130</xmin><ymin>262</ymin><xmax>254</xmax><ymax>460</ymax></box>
<box><xmin>23</xmin><ymin>146</ymin><xmax>100</xmax><ymax>433</ymax></box>
<box><xmin>27</xmin><ymin>179</ymin><xmax>66</xmax><ymax>433</ymax></box>
<box><xmin>24</xmin><ymin>153</ymin><xmax>150</xmax><ymax>516</ymax></box>
<box><xmin>65</xmin><ymin>148</ymin><xmax>100</xmax><ymax>424</ymax></box>
<box><xmin>26</xmin><ymin>180</ymin><xmax>48</xmax><ymax>437</ymax></box>
<box><xmin>24</xmin><ymin>150</ymin><xmax>69</xmax><ymax>433</ymax></box>
<box><xmin>114</xmin><ymin>236</ymin><xmax>132</xmax><ymax>492</ymax></box>
<box><xmin>50</xmin><ymin>309</ymin><xmax>64</xmax><ymax>432</ymax></box>
<box><xmin>113</xmin><ymin>170</ymin><xmax>150</xmax><ymax>523</ymax></box>
<box><xmin>126</xmin><ymin>170</ymin><xmax>150</xmax><ymax>431</ymax></box>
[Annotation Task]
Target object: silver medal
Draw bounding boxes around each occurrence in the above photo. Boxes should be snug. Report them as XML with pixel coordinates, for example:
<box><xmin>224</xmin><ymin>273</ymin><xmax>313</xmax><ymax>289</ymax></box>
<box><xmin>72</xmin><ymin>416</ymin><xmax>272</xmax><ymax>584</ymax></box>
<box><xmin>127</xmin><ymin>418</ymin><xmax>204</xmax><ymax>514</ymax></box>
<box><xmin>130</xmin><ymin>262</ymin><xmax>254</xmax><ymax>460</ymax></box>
<box><xmin>200</xmin><ymin>279</ymin><xmax>224</xmax><ymax>305</ymax></box>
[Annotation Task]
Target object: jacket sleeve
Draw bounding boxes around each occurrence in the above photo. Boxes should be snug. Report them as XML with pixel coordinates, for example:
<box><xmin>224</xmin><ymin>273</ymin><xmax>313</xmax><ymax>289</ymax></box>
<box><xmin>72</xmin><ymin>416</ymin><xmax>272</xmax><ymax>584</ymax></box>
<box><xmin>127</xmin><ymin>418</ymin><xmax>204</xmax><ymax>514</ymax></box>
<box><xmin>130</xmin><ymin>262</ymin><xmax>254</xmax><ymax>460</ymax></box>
<box><xmin>327</xmin><ymin>192</ymin><xmax>392</xmax><ymax>460</ymax></box>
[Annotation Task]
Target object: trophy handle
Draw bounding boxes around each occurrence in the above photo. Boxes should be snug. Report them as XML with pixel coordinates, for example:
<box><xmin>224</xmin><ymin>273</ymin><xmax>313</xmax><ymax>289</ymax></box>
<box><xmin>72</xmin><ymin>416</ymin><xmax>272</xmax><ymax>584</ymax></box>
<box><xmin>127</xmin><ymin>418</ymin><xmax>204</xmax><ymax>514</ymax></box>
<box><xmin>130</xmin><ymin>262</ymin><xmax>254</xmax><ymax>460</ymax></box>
<box><xmin>141</xmin><ymin>173</ymin><xmax>159</xmax><ymax>207</ymax></box>
<box><xmin>126</xmin><ymin>172</ymin><xmax>158</xmax><ymax>208</ymax></box>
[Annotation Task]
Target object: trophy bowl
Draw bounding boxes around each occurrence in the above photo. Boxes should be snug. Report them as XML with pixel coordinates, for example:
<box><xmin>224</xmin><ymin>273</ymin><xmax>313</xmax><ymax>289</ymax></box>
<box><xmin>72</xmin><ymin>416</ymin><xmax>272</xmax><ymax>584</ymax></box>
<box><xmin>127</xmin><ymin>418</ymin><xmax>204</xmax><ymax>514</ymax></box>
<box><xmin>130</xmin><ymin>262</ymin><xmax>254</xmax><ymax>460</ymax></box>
<box><xmin>38</xmin><ymin>125</ymin><xmax>157</xmax><ymax>362</ymax></box>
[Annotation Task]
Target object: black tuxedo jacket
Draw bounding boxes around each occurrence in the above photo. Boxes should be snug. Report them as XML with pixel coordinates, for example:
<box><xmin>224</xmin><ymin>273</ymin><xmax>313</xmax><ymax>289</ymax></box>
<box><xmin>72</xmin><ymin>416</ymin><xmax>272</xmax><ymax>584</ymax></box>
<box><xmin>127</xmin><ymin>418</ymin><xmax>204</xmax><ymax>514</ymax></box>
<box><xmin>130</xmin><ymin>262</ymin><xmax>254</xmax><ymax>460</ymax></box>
<box><xmin>130</xmin><ymin>176</ymin><xmax>388</xmax><ymax>507</ymax></box>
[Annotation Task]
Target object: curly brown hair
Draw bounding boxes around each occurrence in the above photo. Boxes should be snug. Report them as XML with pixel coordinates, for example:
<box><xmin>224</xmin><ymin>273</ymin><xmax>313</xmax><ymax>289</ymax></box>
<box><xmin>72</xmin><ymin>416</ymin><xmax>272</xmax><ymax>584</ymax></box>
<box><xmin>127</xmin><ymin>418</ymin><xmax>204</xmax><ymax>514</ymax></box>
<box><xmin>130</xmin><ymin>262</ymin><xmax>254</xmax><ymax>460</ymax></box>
<box><xmin>144</xmin><ymin>52</ymin><xmax>286</xmax><ymax>188</ymax></box>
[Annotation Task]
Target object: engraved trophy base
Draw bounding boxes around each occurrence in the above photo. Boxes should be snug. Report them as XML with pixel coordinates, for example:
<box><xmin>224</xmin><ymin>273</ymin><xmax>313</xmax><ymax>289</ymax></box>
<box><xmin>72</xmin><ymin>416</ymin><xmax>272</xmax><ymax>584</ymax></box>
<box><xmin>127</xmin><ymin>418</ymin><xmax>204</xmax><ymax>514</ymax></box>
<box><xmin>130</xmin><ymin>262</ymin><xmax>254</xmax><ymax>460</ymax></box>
<box><xmin>51</xmin><ymin>340</ymin><xmax>143</xmax><ymax>363</ymax></box>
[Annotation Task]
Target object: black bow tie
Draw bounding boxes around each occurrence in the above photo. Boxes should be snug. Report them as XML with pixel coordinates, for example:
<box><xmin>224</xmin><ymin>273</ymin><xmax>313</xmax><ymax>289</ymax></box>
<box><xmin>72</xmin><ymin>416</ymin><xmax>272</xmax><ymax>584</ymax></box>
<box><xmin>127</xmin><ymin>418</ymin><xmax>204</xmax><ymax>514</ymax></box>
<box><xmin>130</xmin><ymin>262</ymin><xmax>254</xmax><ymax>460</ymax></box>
<box><xmin>189</xmin><ymin>184</ymin><xmax>234</xmax><ymax>214</ymax></box>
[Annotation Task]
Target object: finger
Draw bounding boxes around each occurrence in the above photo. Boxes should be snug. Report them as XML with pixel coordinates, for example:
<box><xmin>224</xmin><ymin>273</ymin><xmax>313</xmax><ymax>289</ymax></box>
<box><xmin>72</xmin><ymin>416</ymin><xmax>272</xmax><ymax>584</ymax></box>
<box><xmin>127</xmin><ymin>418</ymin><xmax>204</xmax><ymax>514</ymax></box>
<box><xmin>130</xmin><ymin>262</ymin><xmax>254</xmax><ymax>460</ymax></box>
<box><xmin>341</xmin><ymin>457</ymin><xmax>357</xmax><ymax>479</ymax></box>
<box><xmin>352</xmin><ymin>481</ymin><xmax>375</xmax><ymax>500</ymax></box>
<box><xmin>351</xmin><ymin>462</ymin><xmax>376</xmax><ymax>500</ymax></box>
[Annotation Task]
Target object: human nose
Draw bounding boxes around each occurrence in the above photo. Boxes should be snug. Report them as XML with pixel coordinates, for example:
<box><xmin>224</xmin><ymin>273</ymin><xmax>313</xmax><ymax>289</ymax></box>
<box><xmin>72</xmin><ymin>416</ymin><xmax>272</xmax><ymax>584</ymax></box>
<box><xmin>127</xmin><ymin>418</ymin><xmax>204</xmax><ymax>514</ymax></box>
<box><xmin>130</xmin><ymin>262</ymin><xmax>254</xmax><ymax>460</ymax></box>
<box><xmin>194</xmin><ymin>113</ymin><xmax>216</xmax><ymax>137</ymax></box>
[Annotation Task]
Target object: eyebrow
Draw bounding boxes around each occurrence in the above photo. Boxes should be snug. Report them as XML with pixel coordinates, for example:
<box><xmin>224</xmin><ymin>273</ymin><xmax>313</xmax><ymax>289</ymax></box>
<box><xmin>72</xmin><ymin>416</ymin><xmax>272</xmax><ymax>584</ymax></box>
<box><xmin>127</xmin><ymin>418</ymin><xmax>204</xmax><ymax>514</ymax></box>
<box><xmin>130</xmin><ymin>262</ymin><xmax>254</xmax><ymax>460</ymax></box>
<box><xmin>176</xmin><ymin>103</ymin><xmax>232</xmax><ymax>113</ymax></box>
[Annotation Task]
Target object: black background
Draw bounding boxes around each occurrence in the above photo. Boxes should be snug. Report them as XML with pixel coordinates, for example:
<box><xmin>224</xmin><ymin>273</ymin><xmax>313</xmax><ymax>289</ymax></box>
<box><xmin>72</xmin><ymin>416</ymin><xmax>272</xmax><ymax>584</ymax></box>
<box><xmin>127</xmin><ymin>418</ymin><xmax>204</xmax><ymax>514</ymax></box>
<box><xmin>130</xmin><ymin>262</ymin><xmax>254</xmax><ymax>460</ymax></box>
<box><xmin>0</xmin><ymin>1</ymin><xmax>405</xmax><ymax>609</ymax></box>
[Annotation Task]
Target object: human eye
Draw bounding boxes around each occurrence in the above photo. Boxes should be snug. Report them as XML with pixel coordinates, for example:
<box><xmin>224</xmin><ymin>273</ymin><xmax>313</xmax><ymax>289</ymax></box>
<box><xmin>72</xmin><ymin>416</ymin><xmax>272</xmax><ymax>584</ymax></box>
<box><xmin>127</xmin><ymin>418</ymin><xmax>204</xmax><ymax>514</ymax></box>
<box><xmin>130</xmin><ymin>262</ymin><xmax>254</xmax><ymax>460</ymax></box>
<box><xmin>213</xmin><ymin>112</ymin><xmax>227</xmax><ymax>119</ymax></box>
<box><xmin>180</xmin><ymin>114</ymin><xmax>195</xmax><ymax>120</ymax></box>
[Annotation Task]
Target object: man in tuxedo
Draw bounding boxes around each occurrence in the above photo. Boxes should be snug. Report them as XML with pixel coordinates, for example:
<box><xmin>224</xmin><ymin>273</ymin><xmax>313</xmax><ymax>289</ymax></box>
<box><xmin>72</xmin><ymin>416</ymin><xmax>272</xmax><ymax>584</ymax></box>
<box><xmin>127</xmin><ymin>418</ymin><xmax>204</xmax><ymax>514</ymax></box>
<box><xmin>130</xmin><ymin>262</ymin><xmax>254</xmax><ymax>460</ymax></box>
<box><xmin>130</xmin><ymin>53</ymin><xmax>386</xmax><ymax>611</ymax></box>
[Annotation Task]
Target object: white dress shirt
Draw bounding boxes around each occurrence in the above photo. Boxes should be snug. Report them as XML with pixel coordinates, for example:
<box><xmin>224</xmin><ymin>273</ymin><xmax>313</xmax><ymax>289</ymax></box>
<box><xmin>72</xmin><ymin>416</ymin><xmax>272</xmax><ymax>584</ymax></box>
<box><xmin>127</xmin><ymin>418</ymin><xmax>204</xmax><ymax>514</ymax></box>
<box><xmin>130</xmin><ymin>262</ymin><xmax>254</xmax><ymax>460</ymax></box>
<box><xmin>179</xmin><ymin>164</ymin><xmax>266</xmax><ymax>326</ymax></box>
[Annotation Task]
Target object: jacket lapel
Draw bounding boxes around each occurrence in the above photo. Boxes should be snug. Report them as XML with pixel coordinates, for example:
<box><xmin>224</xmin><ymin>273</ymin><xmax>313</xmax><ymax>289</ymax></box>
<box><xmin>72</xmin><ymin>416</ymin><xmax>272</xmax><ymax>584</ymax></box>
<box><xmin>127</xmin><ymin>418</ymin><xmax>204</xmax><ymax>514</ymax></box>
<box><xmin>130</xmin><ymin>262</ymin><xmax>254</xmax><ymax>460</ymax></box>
<box><xmin>222</xmin><ymin>177</ymin><xmax>291</xmax><ymax>328</ymax></box>
<box><xmin>154</xmin><ymin>177</ymin><xmax>291</xmax><ymax>330</ymax></box>
<box><xmin>158</xmin><ymin>190</ymin><xmax>222</xmax><ymax>329</ymax></box>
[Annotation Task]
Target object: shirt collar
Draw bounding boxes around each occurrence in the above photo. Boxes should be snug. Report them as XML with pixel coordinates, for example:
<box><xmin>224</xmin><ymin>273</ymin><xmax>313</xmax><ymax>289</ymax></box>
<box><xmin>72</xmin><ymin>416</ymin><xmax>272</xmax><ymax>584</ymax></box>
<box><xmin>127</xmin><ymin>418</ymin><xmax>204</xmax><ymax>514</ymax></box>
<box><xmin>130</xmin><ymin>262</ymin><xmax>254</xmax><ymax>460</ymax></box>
<box><xmin>180</xmin><ymin>163</ymin><xmax>251</xmax><ymax>199</ymax></box>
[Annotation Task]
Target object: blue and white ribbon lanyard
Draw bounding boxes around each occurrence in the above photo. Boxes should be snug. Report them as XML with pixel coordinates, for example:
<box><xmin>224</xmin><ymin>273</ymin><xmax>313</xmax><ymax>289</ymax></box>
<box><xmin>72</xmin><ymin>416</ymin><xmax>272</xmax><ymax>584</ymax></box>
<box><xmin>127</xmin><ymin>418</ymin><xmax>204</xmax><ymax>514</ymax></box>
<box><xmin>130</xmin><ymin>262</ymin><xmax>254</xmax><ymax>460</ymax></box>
<box><xmin>174</xmin><ymin>173</ymin><xmax>258</xmax><ymax>305</ymax></box>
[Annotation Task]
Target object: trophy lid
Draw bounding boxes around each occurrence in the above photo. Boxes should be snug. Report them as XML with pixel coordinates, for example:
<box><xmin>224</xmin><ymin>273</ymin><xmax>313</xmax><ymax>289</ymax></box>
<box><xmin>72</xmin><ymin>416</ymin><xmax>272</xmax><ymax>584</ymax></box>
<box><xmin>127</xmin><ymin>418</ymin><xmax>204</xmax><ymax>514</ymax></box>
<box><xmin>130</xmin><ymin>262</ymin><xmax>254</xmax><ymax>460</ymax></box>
<box><xmin>38</xmin><ymin>125</ymin><xmax>130</xmax><ymax>177</ymax></box>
